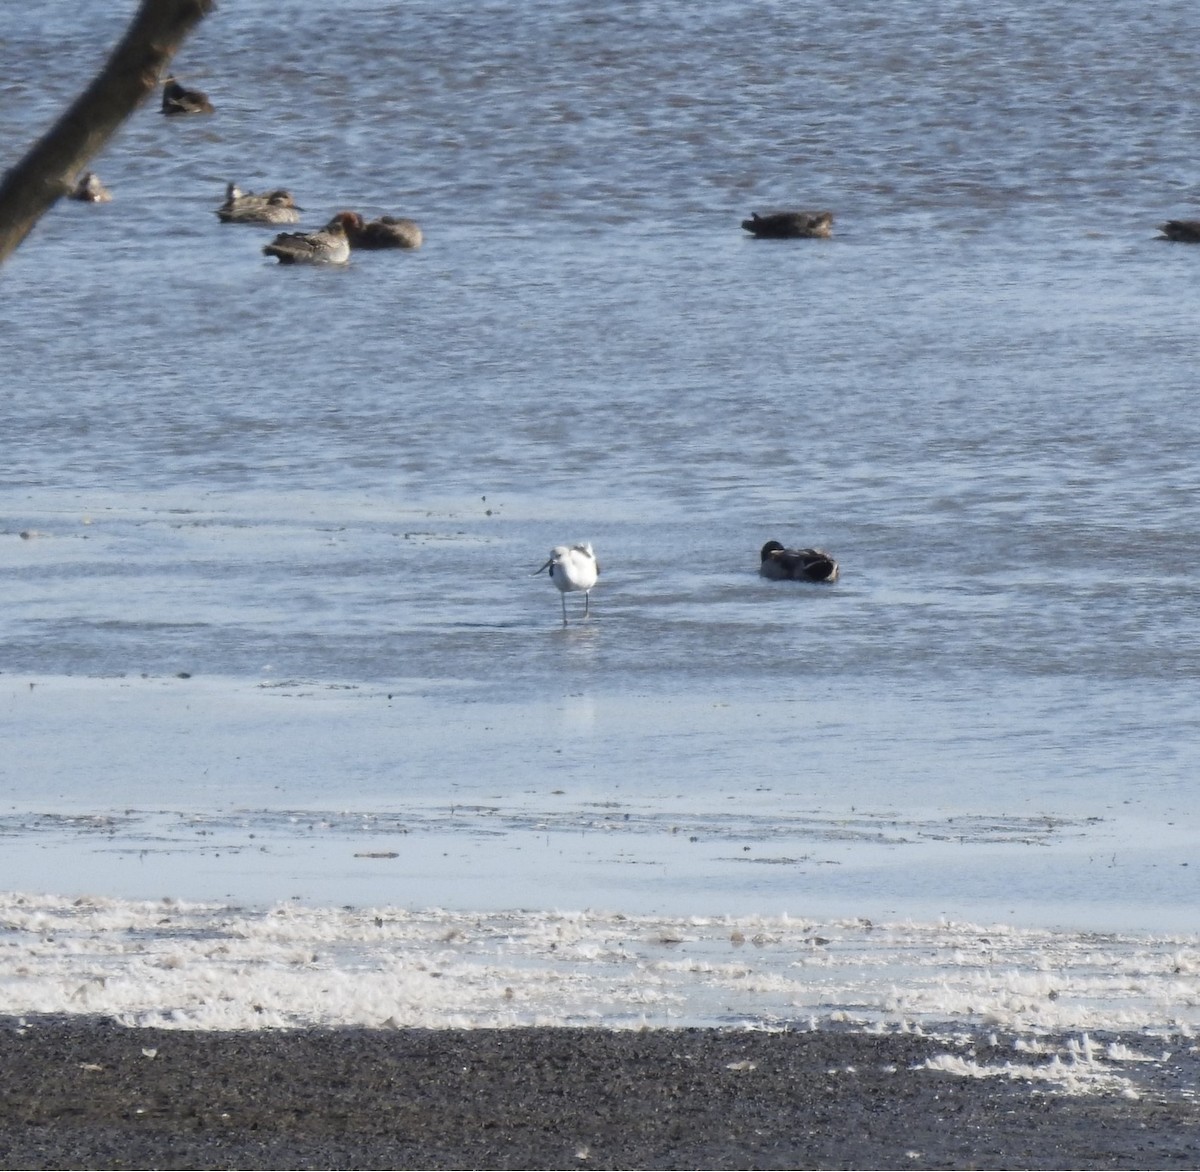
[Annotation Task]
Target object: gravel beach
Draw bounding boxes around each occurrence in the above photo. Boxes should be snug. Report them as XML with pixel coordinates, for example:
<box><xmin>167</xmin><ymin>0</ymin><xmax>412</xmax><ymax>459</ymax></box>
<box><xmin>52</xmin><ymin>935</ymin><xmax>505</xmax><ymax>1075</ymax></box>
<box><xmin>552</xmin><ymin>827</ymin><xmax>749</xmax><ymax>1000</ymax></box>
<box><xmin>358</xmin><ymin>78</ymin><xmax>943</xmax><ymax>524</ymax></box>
<box><xmin>1</xmin><ymin>1020</ymin><xmax>1198</xmax><ymax>1170</ymax></box>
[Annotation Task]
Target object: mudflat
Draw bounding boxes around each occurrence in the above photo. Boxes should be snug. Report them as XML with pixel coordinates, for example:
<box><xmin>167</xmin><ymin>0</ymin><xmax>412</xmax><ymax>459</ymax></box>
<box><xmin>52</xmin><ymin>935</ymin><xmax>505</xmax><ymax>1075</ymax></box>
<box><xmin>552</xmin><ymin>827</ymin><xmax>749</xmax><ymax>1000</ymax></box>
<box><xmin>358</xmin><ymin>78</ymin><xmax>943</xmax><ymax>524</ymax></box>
<box><xmin>0</xmin><ymin>1019</ymin><xmax>1197</xmax><ymax>1170</ymax></box>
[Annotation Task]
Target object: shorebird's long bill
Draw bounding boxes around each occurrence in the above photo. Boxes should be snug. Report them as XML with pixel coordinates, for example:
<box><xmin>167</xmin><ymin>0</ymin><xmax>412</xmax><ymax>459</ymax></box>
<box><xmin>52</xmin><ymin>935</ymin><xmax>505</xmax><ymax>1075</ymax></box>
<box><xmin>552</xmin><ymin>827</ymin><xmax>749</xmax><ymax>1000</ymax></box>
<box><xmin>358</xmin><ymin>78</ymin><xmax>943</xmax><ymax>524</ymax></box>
<box><xmin>532</xmin><ymin>558</ymin><xmax>553</xmax><ymax>576</ymax></box>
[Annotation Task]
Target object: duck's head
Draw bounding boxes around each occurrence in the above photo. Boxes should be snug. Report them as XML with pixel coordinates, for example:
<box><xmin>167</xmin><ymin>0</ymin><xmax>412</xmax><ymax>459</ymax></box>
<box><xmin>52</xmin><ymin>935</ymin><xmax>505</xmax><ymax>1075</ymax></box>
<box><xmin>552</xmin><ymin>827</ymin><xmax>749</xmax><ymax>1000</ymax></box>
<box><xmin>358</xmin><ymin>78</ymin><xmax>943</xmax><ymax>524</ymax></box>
<box><xmin>324</xmin><ymin>212</ymin><xmax>360</xmax><ymax>235</ymax></box>
<box><xmin>760</xmin><ymin>540</ymin><xmax>785</xmax><ymax>562</ymax></box>
<box><xmin>266</xmin><ymin>190</ymin><xmax>299</xmax><ymax>208</ymax></box>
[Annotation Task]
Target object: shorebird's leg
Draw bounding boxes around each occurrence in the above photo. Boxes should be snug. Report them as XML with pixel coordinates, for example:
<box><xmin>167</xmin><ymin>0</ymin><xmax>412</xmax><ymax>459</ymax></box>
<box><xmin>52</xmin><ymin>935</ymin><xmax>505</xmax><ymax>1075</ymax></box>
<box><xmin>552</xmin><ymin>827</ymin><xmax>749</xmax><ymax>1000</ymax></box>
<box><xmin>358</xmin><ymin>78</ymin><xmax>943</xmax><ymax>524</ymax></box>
<box><xmin>561</xmin><ymin>593</ymin><xmax>568</xmax><ymax>624</ymax></box>
<box><xmin>584</xmin><ymin>590</ymin><xmax>590</xmax><ymax>617</ymax></box>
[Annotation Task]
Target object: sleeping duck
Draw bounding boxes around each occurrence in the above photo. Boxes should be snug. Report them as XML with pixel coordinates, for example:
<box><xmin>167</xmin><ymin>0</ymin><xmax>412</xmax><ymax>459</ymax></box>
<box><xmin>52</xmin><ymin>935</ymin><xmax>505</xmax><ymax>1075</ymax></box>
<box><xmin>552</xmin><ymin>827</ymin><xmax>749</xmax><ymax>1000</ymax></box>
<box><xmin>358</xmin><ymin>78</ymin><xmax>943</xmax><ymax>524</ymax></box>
<box><xmin>759</xmin><ymin>540</ymin><xmax>839</xmax><ymax>583</ymax></box>
<box><xmin>161</xmin><ymin>77</ymin><xmax>214</xmax><ymax>115</ymax></box>
<box><xmin>263</xmin><ymin>213</ymin><xmax>353</xmax><ymax>265</ymax></box>
<box><xmin>338</xmin><ymin>211</ymin><xmax>423</xmax><ymax>249</ymax></box>
<box><xmin>217</xmin><ymin>182</ymin><xmax>302</xmax><ymax>224</ymax></box>
<box><xmin>742</xmin><ymin>210</ymin><xmax>834</xmax><ymax>239</ymax></box>
<box><xmin>1158</xmin><ymin>220</ymin><xmax>1200</xmax><ymax>243</ymax></box>
<box><xmin>68</xmin><ymin>172</ymin><xmax>112</xmax><ymax>203</ymax></box>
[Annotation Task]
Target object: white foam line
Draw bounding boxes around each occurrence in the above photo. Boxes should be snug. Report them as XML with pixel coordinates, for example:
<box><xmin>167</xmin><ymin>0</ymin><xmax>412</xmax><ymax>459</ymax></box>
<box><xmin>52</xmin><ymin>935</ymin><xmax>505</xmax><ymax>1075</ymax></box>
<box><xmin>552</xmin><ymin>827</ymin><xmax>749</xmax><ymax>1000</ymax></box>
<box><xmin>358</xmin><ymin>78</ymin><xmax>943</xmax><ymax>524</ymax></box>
<box><xmin>1</xmin><ymin>893</ymin><xmax>1197</xmax><ymax>1042</ymax></box>
<box><xmin>921</xmin><ymin>1049</ymin><xmax>1136</xmax><ymax>1098</ymax></box>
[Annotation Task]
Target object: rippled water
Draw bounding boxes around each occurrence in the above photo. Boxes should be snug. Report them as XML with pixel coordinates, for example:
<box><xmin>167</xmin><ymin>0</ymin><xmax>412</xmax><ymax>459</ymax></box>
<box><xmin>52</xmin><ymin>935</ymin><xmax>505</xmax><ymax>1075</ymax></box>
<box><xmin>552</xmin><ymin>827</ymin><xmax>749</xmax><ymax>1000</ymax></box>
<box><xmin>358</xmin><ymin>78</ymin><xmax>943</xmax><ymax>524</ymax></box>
<box><xmin>2</xmin><ymin>1</ymin><xmax>1199</xmax><ymax>934</ymax></box>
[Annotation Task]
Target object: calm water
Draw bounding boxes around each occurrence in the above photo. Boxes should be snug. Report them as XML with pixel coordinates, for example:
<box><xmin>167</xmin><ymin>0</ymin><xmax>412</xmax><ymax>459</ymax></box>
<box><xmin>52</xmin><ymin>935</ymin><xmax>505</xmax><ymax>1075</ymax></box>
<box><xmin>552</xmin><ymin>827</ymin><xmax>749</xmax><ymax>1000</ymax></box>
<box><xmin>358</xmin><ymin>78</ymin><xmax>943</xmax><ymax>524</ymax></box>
<box><xmin>2</xmin><ymin>0</ymin><xmax>1199</xmax><ymax>933</ymax></box>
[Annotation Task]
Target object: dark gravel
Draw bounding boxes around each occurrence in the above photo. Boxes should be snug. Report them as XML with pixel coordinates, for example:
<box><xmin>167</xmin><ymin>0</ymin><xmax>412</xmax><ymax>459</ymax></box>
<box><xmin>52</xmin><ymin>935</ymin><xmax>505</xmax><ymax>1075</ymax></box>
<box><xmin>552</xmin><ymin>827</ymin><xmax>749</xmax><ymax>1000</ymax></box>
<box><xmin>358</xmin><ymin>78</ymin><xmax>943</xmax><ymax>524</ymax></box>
<box><xmin>0</xmin><ymin>1018</ymin><xmax>1198</xmax><ymax>1169</ymax></box>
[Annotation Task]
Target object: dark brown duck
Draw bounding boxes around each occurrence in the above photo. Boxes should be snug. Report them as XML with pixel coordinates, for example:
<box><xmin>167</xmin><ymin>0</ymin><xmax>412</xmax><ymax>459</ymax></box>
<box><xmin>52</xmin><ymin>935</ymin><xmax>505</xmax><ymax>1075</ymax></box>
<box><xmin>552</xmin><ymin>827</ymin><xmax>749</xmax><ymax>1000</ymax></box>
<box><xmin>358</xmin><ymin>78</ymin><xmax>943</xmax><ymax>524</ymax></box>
<box><xmin>742</xmin><ymin>210</ymin><xmax>834</xmax><ymax>239</ymax></box>
<box><xmin>759</xmin><ymin>540</ymin><xmax>839</xmax><ymax>583</ymax></box>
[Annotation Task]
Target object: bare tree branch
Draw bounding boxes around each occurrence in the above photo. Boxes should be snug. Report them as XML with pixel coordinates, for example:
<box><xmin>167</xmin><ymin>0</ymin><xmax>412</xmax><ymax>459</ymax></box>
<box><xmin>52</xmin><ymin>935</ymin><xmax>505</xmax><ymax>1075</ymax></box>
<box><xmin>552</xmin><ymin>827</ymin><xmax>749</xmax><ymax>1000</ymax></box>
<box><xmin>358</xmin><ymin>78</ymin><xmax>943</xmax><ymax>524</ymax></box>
<box><xmin>0</xmin><ymin>0</ymin><xmax>216</xmax><ymax>266</ymax></box>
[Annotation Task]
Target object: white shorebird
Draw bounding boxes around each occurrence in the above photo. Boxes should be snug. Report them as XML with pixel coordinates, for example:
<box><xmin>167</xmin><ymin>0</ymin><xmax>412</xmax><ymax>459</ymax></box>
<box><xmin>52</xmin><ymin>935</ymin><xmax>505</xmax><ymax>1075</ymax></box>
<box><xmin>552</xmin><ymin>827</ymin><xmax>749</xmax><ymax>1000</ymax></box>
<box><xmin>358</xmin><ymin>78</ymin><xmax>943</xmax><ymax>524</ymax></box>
<box><xmin>534</xmin><ymin>543</ymin><xmax>599</xmax><ymax>622</ymax></box>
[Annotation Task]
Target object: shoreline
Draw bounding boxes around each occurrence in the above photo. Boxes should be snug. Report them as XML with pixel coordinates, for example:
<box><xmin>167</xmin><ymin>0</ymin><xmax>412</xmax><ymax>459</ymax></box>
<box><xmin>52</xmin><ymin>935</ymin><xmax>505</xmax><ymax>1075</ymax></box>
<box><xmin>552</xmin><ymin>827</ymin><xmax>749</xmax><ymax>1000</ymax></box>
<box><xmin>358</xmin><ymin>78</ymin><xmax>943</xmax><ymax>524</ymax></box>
<box><xmin>3</xmin><ymin>893</ymin><xmax>1195</xmax><ymax>1036</ymax></box>
<box><xmin>1</xmin><ymin>1019</ymin><xmax>1198</xmax><ymax>1170</ymax></box>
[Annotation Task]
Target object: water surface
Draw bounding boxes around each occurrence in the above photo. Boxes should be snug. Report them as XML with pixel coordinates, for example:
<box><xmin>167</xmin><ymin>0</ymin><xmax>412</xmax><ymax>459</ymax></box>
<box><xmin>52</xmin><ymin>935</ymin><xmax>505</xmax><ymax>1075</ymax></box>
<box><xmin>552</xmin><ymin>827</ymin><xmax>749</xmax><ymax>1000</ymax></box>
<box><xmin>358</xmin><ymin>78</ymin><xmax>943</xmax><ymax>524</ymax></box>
<box><xmin>2</xmin><ymin>1</ymin><xmax>1198</xmax><ymax>941</ymax></box>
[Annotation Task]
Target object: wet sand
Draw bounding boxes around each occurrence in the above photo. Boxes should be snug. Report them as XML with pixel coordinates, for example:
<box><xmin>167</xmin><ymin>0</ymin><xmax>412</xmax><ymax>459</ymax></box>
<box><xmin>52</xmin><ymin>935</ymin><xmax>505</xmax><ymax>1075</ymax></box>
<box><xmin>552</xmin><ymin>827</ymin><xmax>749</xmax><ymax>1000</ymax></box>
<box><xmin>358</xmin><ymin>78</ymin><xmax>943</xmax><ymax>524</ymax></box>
<box><xmin>1</xmin><ymin>1020</ymin><xmax>1198</xmax><ymax>1169</ymax></box>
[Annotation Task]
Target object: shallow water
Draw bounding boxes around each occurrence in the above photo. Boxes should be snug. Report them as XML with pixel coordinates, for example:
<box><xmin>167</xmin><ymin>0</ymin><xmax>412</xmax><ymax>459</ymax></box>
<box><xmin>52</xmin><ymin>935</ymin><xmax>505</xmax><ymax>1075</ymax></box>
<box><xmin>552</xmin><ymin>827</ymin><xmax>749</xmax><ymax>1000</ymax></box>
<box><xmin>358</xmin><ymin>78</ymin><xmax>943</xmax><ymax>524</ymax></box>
<box><xmin>2</xmin><ymin>0</ymin><xmax>1200</xmax><ymax>963</ymax></box>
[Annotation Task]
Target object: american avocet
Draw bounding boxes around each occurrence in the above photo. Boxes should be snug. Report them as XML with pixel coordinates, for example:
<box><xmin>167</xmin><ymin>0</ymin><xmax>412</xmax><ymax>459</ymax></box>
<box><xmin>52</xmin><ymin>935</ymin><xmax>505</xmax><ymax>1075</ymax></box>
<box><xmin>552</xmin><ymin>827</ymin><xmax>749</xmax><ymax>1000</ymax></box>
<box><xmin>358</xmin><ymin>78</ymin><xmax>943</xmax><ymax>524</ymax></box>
<box><xmin>217</xmin><ymin>182</ymin><xmax>302</xmax><ymax>224</ymax></box>
<box><xmin>263</xmin><ymin>213</ymin><xmax>353</xmax><ymax>264</ymax></box>
<box><xmin>161</xmin><ymin>77</ymin><xmax>214</xmax><ymax>116</ymax></box>
<box><xmin>759</xmin><ymin>540</ymin><xmax>839</xmax><ymax>583</ymax></box>
<box><xmin>742</xmin><ymin>210</ymin><xmax>834</xmax><ymax>239</ymax></box>
<box><xmin>534</xmin><ymin>543</ymin><xmax>600</xmax><ymax>622</ymax></box>
<box><xmin>1158</xmin><ymin>220</ymin><xmax>1200</xmax><ymax>243</ymax></box>
<box><xmin>339</xmin><ymin>211</ymin><xmax>423</xmax><ymax>249</ymax></box>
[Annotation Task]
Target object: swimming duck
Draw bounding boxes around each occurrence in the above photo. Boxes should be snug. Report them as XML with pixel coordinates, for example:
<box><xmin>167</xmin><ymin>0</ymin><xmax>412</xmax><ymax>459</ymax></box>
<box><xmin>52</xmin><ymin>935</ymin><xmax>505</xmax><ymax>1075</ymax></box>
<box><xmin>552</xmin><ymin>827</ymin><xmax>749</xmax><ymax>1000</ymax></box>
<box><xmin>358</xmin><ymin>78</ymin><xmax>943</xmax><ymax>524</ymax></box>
<box><xmin>161</xmin><ymin>77</ymin><xmax>214</xmax><ymax>116</ymax></box>
<box><xmin>1158</xmin><ymin>220</ymin><xmax>1200</xmax><ymax>243</ymax></box>
<box><xmin>534</xmin><ymin>543</ymin><xmax>600</xmax><ymax>622</ymax></box>
<box><xmin>67</xmin><ymin>172</ymin><xmax>112</xmax><ymax>203</ymax></box>
<box><xmin>216</xmin><ymin>182</ymin><xmax>302</xmax><ymax>224</ymax></box>
<box><xmin>339</xmin><ymin>211</ymin><xmax>423</xmax><ymax>249</ymax></box>
<box><xmin>759</xmin><ymin>540</ymin><xmax>839</xmax><ymax>583</ymax></box>
<box><xmin>262</xmin><ymin>213</ymin><xmax>353</xmax><ymax>265</ymax></box>
<box><xmin>742</xmin><ymin>210</ymin><xmax>834</xmax><ymax>239</ymax></box>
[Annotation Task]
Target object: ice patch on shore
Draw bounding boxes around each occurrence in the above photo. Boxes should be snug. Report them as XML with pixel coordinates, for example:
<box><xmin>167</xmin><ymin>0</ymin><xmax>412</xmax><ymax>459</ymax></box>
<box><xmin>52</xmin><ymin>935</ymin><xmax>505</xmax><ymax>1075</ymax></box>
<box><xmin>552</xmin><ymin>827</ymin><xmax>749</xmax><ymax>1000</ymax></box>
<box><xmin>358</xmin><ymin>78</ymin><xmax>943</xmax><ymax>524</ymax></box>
<box><xmin>1</xmin><ymin>893</ymin><xmax>1197</xmax><ymax>1044</ymax></box>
